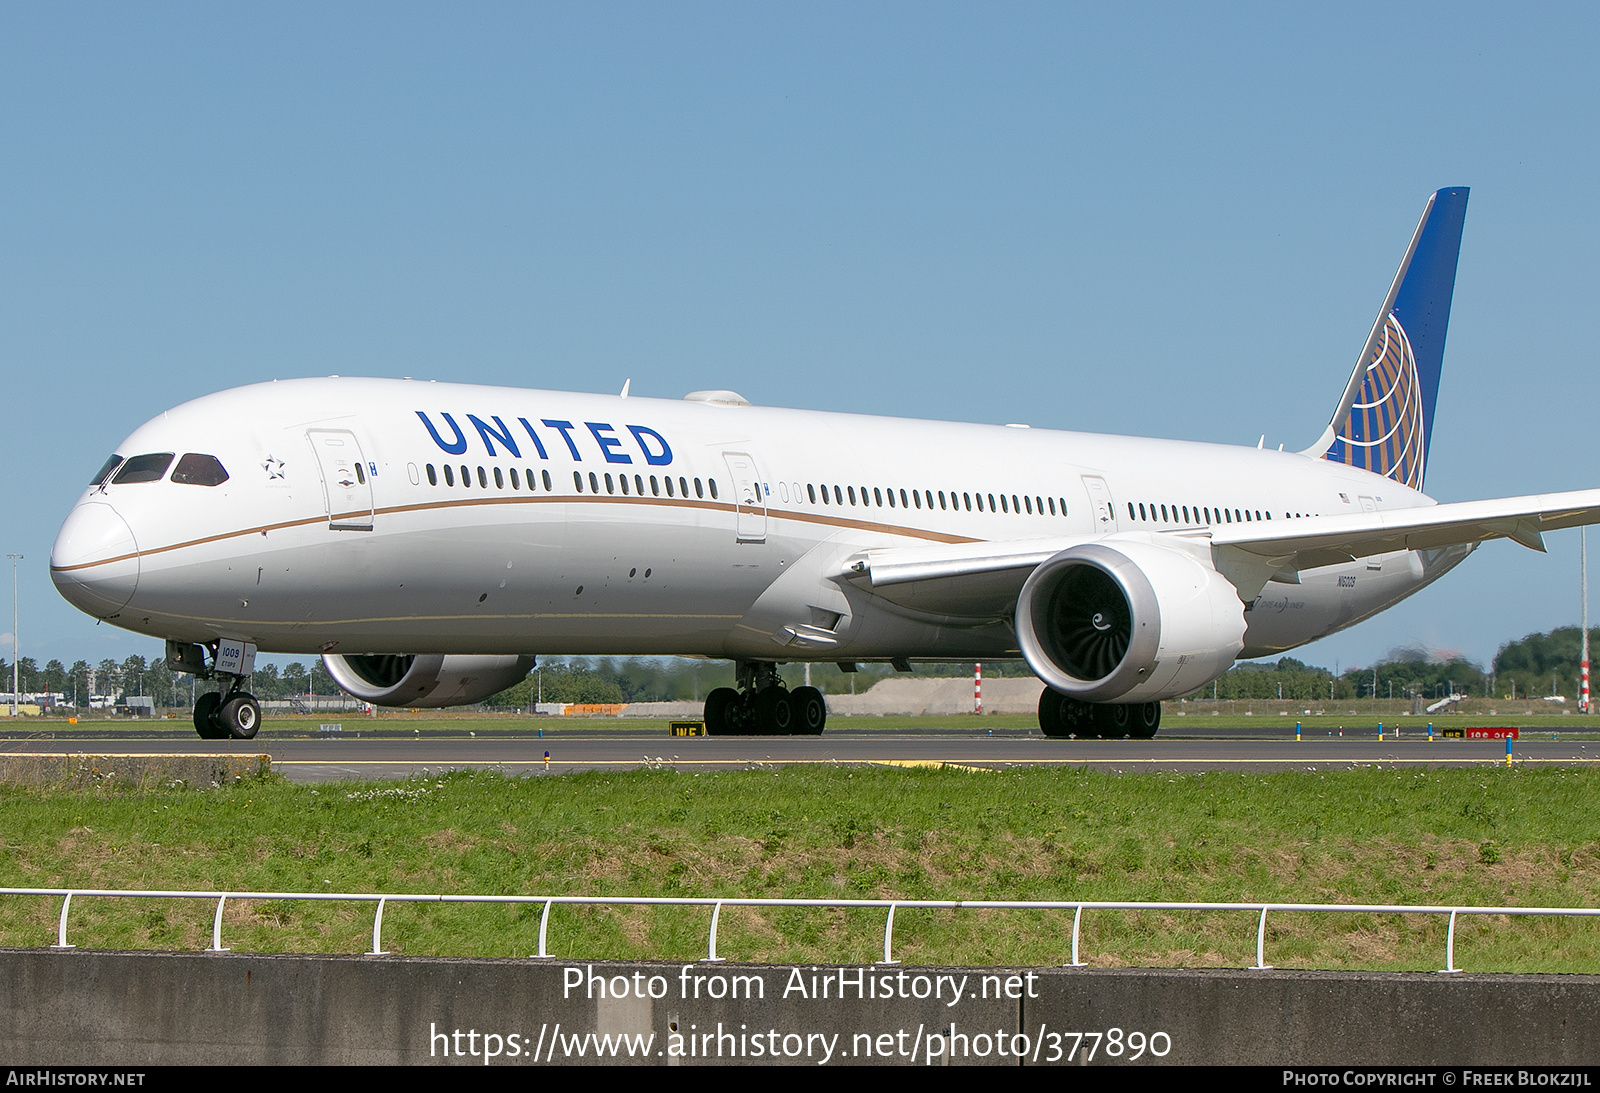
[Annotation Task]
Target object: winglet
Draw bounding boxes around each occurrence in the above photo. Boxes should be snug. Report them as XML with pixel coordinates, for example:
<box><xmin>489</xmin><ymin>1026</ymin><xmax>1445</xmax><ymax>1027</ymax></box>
<box><xmin>1305</xmin><ymin>188</ymin><xmax>1470</xmax><ymax>492</ymax></box>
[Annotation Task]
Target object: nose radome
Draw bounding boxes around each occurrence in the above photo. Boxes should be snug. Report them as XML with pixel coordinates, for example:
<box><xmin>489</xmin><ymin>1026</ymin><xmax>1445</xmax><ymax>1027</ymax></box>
<box><xmin>51</xmin><ymin>502</ymin><xmax>140</xmax><ymax>617</ymax></box>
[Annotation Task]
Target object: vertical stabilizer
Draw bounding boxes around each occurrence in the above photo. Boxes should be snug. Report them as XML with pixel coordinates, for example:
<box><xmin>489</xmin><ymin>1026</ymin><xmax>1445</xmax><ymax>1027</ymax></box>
<box><xmin>1306</xmin><ymin>188</ymin><xmax>1469</xmax><ymax>491</ymax></box>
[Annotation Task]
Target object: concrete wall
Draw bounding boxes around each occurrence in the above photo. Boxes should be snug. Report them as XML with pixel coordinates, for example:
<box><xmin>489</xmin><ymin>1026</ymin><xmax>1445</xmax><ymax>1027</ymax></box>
<box><xmin>3</xmin><ymin>950</ymin><xmax>1595</xmax><ymax>1066</ymax></box>
<box><xmin>0</xmin><ymin>753</ymin><xmax>270</xmax><ymax>790</ymax></box>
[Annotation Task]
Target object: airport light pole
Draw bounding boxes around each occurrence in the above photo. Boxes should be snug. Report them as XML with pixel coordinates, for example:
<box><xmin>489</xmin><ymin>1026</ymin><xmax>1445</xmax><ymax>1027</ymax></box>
<box><xmin>1582</xmin><ymin>528</ymin><xmax>1590</xmax><ymax>714</ymax></box>
<box><xmin>7</xmin><ymin>554</ymin><xmax>20</xmax><ymax>718</ymax></box>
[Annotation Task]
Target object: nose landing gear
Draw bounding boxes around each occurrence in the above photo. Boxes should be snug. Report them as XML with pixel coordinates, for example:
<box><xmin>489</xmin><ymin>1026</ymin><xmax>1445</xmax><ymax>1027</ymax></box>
<box><xmin>703</xmin><ymin>661</ymin><xmax>827</xmax><ymax>736</ymax></box>
<box><xmin>170</xmin><ymin>639</ymin><xmax>263</xmax><ymax>741</ymax></box>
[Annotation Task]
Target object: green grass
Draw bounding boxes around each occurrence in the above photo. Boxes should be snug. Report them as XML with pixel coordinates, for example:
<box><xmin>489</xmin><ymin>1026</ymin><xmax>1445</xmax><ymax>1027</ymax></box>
<box><xmin>3</xmin><ymin>764</ymin><xmax>1600</xmax><ymax>972</ymax></box>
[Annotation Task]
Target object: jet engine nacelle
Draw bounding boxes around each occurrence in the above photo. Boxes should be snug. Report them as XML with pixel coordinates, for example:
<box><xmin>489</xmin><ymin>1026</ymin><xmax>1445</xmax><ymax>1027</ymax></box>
<box><xmin>322</xmin><ymin>653</ymin><xmax>536</xmax><ymax>708</ymax></box>
<box><xmin>1015</xmin><ymin>540</ymin><xmax>1245</xmax><ymax>703</ymax></box>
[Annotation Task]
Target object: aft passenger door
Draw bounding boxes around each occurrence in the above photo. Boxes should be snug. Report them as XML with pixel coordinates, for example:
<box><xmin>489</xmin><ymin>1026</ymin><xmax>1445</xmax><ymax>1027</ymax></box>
<box><xmin>723</xmin><ymin>451</ymin><xmax>767</xmax><ymax>543</ymax></box>
<box><xmin>307</xmin><ymin>429</ymin><xmax>374</xmax><ymax>531</ymax></box>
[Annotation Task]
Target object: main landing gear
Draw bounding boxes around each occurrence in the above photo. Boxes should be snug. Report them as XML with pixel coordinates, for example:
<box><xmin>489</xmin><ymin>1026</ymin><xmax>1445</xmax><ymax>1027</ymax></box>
<box><xmin>169</xmin><ymin>639</ymin><xmax>262</xmax><ymax>741</ymax></box>
<box><xmin>1037</xmin><ymin>688</ymin><xmax>1160</xmax><ymax>740</ymax></box>
<box><xmin>703</xmin><ymin>661</ymin><xmax>826</xmax><ymax>736</ymax></box>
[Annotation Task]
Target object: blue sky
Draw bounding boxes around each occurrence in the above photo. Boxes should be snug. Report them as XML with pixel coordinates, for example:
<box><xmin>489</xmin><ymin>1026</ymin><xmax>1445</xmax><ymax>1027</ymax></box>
<box><xmin>4</xmin><ymin>3</ymin><xmax>1599</xmax><ymax>675</ymax></box>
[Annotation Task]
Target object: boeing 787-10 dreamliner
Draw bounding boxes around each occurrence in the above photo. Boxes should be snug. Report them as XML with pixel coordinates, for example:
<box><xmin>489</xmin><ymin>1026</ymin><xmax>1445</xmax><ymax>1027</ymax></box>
<box><xmin>50</xmin><ymin>188</ymin><xmax>1600</xmax><ymax>740</ymax></box>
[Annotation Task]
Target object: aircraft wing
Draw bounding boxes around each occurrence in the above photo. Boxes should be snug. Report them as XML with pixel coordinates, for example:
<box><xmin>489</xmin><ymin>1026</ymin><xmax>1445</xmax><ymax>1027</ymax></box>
<box><xmin>1211</xmin><ymin>488</ymin><xmax>1600</xmax><ymax>565</ymax></box>
<box><xmin>842</xmin><ymin>489</ymin><xmax>1600</xmax><ymax>618</ymax></box>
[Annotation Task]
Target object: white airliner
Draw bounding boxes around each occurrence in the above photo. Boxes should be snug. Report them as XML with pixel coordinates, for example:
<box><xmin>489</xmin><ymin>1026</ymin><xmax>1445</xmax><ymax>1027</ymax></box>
<box><xmin>50</xmin><ymin>188</ymin><xmax>1600</xmax><ymax>741</ymax></box>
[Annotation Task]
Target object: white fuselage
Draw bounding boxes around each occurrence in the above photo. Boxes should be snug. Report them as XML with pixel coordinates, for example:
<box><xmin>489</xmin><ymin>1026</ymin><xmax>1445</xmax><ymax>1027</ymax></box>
<box><xmin>50</xmin><ymin>377</ymin><xmax>1470</xmax><ymax>669</ymax></box>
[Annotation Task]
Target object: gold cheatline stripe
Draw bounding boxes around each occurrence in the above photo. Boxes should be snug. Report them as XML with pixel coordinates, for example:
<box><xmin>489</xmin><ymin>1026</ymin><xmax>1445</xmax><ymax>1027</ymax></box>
<box><xmin>126</xmin><ymin>608</ymin><xmax>746</xmax><ymax>630</ymax></box>
<box><xmin>50</xmin><ymin>490</ymin><xmax>985</xmax><ymax>573</ymax></box>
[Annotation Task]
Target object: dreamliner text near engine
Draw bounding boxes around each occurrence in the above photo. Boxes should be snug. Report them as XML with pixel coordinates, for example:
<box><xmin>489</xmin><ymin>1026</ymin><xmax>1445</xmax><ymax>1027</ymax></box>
<box><xmin>49</xmin><ymin>188</ymin><xmax>1600</xmax><ymax>744</ymax></box>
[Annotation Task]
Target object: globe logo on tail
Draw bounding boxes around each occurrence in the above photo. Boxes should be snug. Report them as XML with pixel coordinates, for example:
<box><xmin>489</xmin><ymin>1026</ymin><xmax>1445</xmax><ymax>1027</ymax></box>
<box><xmin>1325</xmin><ymin>312</ymin><xmax>1425</xmax><ymax>490</ymax></box>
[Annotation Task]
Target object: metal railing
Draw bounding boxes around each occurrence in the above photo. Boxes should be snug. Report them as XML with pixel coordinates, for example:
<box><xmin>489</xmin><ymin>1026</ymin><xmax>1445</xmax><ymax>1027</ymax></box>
<box><xmin>4</xmin><ymin>886</ymin><xmax>1597</xmax><ymax>973</ymax></box>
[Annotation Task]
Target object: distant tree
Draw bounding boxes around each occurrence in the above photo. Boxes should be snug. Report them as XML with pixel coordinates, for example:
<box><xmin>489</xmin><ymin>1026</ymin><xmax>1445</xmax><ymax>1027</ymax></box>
<box><xmin>1493</xmin><ymin>627</ymin><xmax>1598</xmax><ymax>698</ymax></box>
<box><xmin>1212</xmin><ymin>657</ymin><xmax>1338</xmax><ymax>700</ymax></box>
<box><xmin>68</xmin><ymin>661</ymin><xmax>90</xmax><ymax>706</ymax></box>
<box><xmin>1345</xmin><ymin>653</ymin><xmax>1486</xmax><ymax>701</ymax></box>
<box><xmin>96</xmin><ymin>659</ymin><xmax>120</xmax><ymax>698</ymax></box>
<box><xmin>119</xmin><ymin>655</ymin><xmax>148</xmax><ymax>699</ymax></box>
<box><xmin>281</xmin><ymin>662</ymin><xmax>310</xmax><ymax>695</ymax></box>
<box><xmin>251</xmin><ymin>663</ymin><xmax>282</xmax><ymax>700</ymax></box>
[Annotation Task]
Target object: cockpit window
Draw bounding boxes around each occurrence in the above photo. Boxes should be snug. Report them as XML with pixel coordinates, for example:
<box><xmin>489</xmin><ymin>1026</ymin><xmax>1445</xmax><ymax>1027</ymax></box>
<box><xmin>90</xmin><ymin>455</ymin><xmax>123</xmax><ymax>486</ymax></box>
<box><xmin>111</xmin><ymin>453</ymin><xmax>175</xmax><ymax>484</ymax></box>
<box><xmin>170</xmin><ymin>453</ymin><xmax>230</xmax><ymax>487</ymax></box>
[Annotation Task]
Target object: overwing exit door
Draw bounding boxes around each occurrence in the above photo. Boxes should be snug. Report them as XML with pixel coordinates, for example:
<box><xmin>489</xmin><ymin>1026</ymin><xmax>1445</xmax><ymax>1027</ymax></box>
<box><xmin>1081</xmin><ymin>474</ymin><xmax>1119</xmax><ymax>531</ymax></box>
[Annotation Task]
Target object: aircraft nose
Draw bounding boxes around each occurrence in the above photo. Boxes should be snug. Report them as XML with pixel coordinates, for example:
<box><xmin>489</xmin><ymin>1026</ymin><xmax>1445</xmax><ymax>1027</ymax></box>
<box><xmin>51</xmin><ymin>501</ymin><xmax>140</xmax><ymax>617</ymax></box>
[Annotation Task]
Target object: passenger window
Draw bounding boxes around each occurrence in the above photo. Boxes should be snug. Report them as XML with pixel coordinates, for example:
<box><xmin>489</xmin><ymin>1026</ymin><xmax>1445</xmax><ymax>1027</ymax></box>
<box><xmin>651</xmin><ymin>475</ymin><xmax>660</xmax><ymax>496</ymax></box>
<box><xmin>694</xmin><ymin>478</ymin><xmax>704</xmax><ymax>499</ymax></box>
<box><xmin>354</xmin><ymin>463</ymin><xmax>366</xmax><ymax>485</ymax></box>
<box><xmin>494</xmin><ymin>467</ymin><xmax>504</xmax><ymax>489</ymax></box>
<box><xmin>170</xmin><ymin>454</ymin><xmax>230</xmax><ymax>487</ymax></box>
<box><xmin>617</xmin><ymin>474</ymin><xmax>627</xmax><ymax>495</ymax></box>
<box><xmin>460</xmin><ymin>465</ymin><xmax>471</xmax><ymax>487</ymax></box>
<box><xmin>635</xmin><ymin>474</ymin><xmax>644</xmax><ymax>494</ymax></box>
<box><xmin>666</xmin><ymin>477</ymin><xmax>676</xmax><ymax>497</ymax></box>
<box><xmin>112</xmin><ymin>453</ymin><xmax>175</xmax><ymax>485</ymax></box>
<box><xmin>427</xmin><ymin>464</ymin><xmax>438</xmax><ymax>486</ymax></box>
<box><xmin>510</xmin><ymin>468</ymin><xmax>520</xmax><ymax>489</ymax></box>
<box><xmin>878</xmin><ymin>488</ymin><xmax>887</xmax><ymax>507</ymax></box>
<box><xmin>833</xmin><ymin>485</ymin><xmax>843</xmax><ymax>505</ymax></box>
<box><xmin>542</xmin><ymin>470</ymin><xmax>552</xmax><ymax>491</ymax></box>
<box><xmin>444</xmin><ymin>465</ymin><xmax>456</xmax><ymax>487</ymax></box>
<box><xmin>963</xmin><ymin>493</ymin><xmax>972</xmax><ymax>511</ymax></box>
<box><xmin>477</xmin><ymin>466</ymin><xmax>487</xmax><ymax>488</ymax></box>
<box><xmin>808</xmin><ymin>484</ymin><xmax>817</xmax><ymax>504</ymax></box>
<box><xmin>709</xmin><ymin>480</ymin><xmax>718</xmax><ymax>499</ymax></box>
<box><xmin>574</xmin><ymin>471</ymin><xmax>584</xmax><ymax>492</ymax></box>
<box><xmin>848</xmin><ymin>486</ymin><xmax>857</xmax><ymax>505</ymax></box>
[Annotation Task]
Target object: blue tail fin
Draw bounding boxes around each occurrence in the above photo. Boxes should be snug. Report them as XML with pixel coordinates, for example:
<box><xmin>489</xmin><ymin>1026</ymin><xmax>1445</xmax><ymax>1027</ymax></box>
<box><xmin>1310</xmin><ymin>188</ymin><xmax>1469</xmax><ymax>492</ymax></box>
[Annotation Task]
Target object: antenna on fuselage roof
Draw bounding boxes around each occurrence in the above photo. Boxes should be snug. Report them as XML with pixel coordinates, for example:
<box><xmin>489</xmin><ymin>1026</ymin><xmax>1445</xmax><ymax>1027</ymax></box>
<box><xmin>620</xmin><ymin>378</ymin><xmax>631</xmax><ymax>398</ymax></box>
